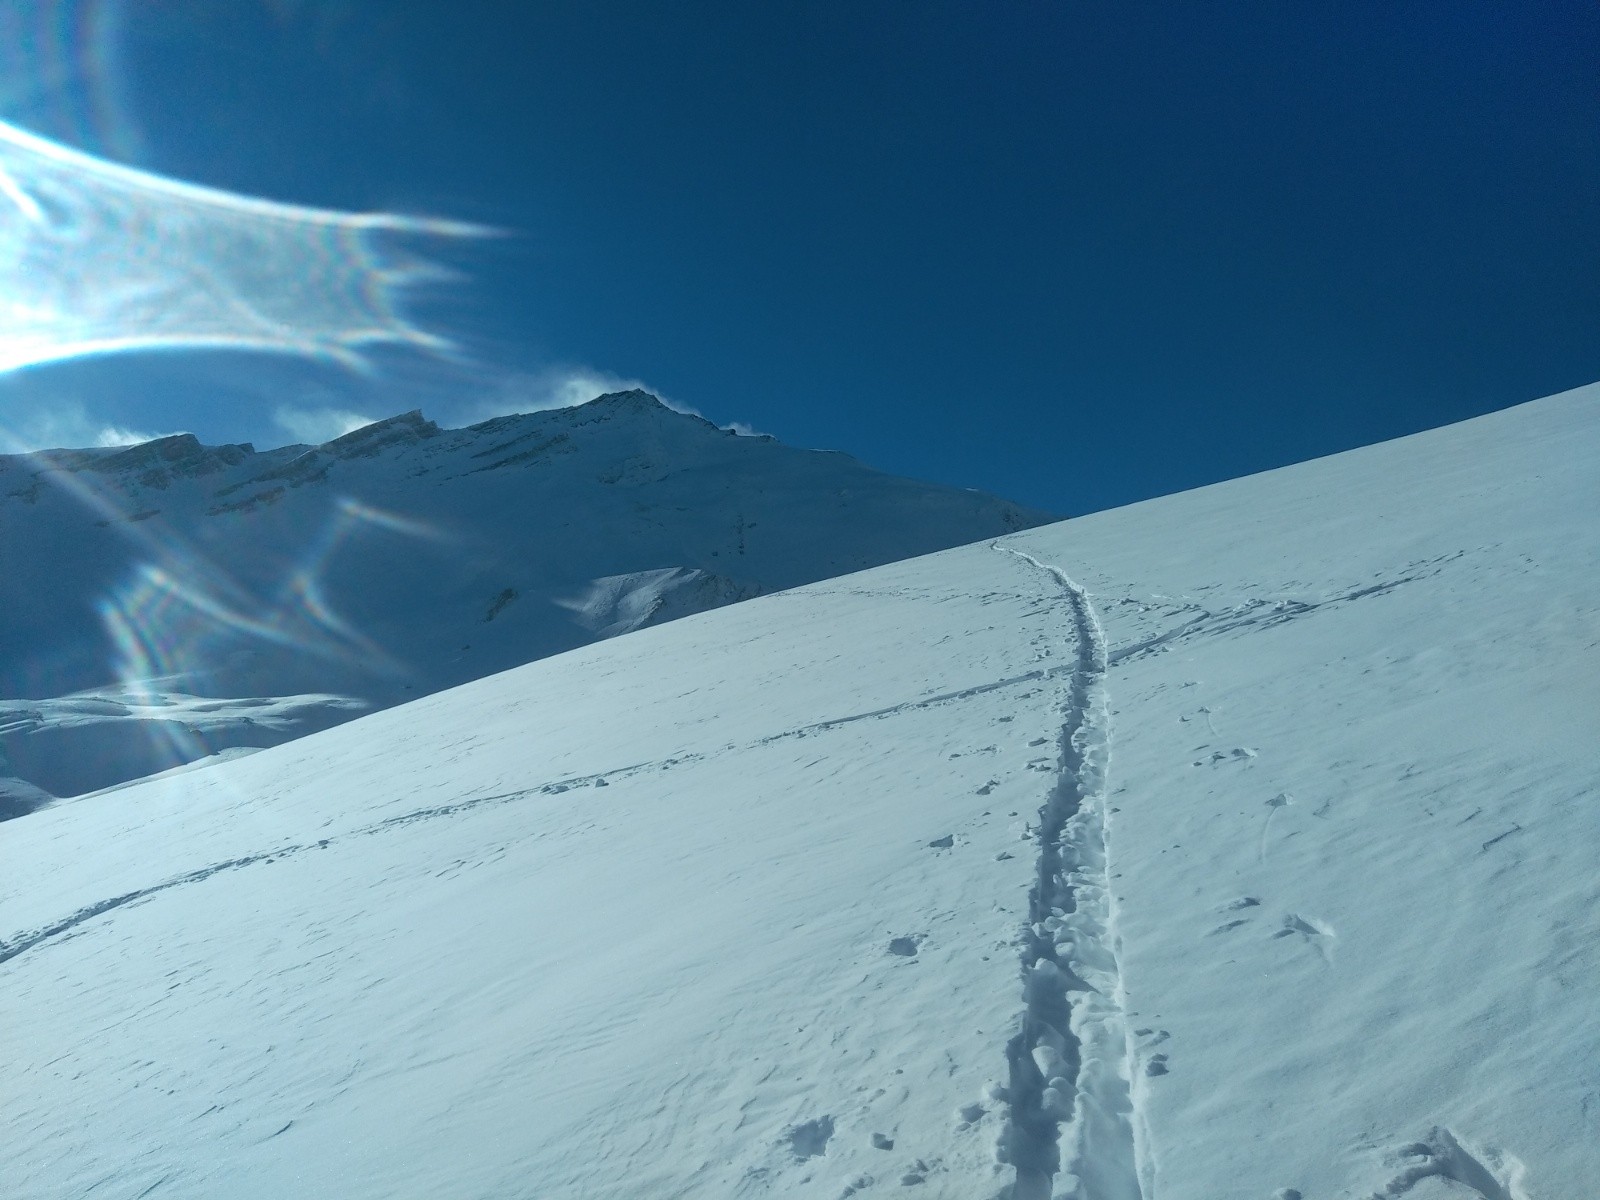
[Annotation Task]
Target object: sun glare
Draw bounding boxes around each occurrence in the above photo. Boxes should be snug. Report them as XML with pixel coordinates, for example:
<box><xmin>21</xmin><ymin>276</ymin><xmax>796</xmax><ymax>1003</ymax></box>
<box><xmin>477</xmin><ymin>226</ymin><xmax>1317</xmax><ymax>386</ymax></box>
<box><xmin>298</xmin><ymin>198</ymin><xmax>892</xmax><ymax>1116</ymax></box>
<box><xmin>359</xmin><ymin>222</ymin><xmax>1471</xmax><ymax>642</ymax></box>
<box><xmin>90</xmin><ymin>493</ymin><xmax>442</xmax><ymax>701</ymax></box>
<box><xmin>0</xmin><ymin>3</ymin><xmax>485</xmax><ymax>785</ymax></box>
<box><xmin>0</xmin><ymin>118</ymin><xmax>488</xmax><ymax>376</ymax></box>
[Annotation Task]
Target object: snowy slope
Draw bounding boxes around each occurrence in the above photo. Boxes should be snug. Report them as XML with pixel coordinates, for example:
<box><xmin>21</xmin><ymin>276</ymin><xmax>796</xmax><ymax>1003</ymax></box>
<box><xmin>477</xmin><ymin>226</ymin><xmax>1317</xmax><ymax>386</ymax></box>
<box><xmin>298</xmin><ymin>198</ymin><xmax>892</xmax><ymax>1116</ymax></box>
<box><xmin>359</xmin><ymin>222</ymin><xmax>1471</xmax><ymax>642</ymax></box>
<box><xmin>3</xmin><ymin>384</ymin><xmax>1596</xmax><ymax>1199</ymax></box>
<box><xmin>0</xmin><ymin>391</ymin><xmax>1051</xmax><ymax>797</ymax></box>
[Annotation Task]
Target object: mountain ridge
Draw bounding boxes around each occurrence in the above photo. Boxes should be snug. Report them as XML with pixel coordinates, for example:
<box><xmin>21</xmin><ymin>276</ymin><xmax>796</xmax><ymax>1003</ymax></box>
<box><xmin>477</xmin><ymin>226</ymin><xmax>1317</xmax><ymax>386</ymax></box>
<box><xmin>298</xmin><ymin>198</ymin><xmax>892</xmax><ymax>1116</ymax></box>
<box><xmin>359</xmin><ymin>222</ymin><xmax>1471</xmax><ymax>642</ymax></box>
<box><xmin>0</xmin><ymin>391</ymin><xmax>1055</xmax><ymax>798</ymax></box>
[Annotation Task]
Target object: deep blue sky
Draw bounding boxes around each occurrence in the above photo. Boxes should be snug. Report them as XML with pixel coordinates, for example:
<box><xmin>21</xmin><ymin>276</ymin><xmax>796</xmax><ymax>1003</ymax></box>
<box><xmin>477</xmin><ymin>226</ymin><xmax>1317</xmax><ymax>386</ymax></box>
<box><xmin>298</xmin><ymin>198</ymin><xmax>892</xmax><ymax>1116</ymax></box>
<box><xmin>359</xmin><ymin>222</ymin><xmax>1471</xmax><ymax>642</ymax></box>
<box><xmin>3</xmin><ymin>0</ymin><xmax>1596</xmax><ymax>514</ymax></box>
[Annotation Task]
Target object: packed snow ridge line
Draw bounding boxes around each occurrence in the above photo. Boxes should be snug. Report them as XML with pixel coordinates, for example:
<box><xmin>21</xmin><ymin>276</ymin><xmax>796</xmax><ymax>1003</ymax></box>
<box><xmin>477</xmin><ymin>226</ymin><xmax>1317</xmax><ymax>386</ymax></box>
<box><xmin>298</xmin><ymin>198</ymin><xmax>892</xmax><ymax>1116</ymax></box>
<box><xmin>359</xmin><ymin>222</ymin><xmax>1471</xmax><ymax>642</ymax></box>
<box><xmin>993</xmin><ymin>545</ymin><xmax>1146</xmax><ymax>1200</ymax></box>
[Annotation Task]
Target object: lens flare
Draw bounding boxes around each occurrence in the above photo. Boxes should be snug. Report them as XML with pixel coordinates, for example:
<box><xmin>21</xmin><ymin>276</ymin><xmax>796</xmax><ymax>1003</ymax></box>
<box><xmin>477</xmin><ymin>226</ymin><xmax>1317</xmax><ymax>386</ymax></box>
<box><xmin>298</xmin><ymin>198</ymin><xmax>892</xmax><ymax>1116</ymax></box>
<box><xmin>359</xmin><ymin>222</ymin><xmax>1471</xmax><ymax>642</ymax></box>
<box><xmin>0</xmin><ymin>2</ymin><xmax>483</xmax><ymax>797</ymax></box>
<box><xmin>0</xmin><ymin>1</ymin><xmax>138</xmax><ymax>161</ymax></box>
<box><xmin>93</xmin><ymin>495</ymin><xmax>444</xmax><ymax>699</ymax></box>
<box><xmin>0</xmin><ymin>119</ymin><xmax>489</xmax><ymax>375</ymax></box>
<box><xmin>67</xmin><ymin>493</ymin><xmax>442</xmax><ymax>789</ymax></box>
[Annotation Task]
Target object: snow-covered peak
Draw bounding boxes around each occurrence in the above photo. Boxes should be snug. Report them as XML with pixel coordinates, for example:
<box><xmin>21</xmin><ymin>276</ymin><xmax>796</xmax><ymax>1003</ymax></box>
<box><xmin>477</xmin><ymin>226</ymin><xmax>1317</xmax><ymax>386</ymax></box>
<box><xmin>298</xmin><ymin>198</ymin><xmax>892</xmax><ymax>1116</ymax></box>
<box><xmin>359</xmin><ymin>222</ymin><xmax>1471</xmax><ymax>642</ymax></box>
<box><xmin>0</xmin><ymin>393</ymin><xmax>1055</xmax><ymax>797</ymax></box>
<box><xmin>580</xmin><ymin>386</ymin><xmax>671</xmax><ymax>412</ymax></box>
<box><xmin>53</xmin><ymin>433</ymin><xmax>258</xmax><ymax>486</ymax></box>
<box><xmin>320</xmin><ymin>409</ymin><xmax>440</xmax><ymax>457</ymax></box>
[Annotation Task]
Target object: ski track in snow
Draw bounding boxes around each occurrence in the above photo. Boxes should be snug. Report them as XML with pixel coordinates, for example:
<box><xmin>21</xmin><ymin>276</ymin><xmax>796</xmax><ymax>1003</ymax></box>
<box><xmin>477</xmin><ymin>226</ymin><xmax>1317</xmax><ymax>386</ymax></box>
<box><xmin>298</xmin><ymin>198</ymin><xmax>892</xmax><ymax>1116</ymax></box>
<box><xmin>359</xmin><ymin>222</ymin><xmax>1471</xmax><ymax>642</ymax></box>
<box><xmin>1104</xmin><ymin>553</ymin><xmax>1460</xmax><ymax>668</ymax></box>
<box><xmin>993</xmin><ymin>544</ymin><xmax>1146</xmax><ymax>1200</ymax></box>
<box><xmin>0</xmin><ymin>664</ymin><xmax>1072</xmax><ymax>969</ymax></box>
<box><xmin>0</xmin><ymin>854</ymin><xmax>278</xmax><ymax>967</ymax></box>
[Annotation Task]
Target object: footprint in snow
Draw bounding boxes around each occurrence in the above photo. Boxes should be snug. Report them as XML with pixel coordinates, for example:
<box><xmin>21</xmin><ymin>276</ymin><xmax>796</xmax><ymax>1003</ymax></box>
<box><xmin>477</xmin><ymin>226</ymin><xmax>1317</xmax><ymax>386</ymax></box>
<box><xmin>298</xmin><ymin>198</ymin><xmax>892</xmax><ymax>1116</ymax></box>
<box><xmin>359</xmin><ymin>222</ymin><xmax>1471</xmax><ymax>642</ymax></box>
<box><xmin>787</xmin><ymin>1116</ymin><xmax>834</xmax><ymax>1160</ymax></box>
<box><xmin>1377</xmin><ymin>1126</ymin><xmax>1526</xmax><ymax>1199</ymax></box>
<box><xmin>1259</xmin><ymin>793</ymin><xmax>1292</xmax><ymax>861</ymax></box>
<box><xmin>898</xmin><ymin>1158</ymin><xmax>932</xmax><ymax>1186</ymax></box>
<box><xmin>1209</xmin><ymin>896</ymin><xmax>1260</xmax><ymax>935</ymax></box>
<box><xmin>1275</xmin><ymin>914</ymin><xmax>1334</xmax><ymax>961</ymax></box>
<box><xmin>1276</xmin><ymin>914</ymin><xmax>1329</xmax><ymax>938</ymax></box>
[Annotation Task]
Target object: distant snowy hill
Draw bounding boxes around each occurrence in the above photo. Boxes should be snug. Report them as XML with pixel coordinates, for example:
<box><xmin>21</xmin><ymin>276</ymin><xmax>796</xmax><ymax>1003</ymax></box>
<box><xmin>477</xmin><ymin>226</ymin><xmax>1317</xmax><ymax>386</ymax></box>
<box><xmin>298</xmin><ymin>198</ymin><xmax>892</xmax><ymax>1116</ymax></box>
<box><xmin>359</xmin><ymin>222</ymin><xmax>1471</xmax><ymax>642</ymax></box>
<box><xmin>0</xmin><ymin>390</ymin><xmax>1052</xmax><ymax>798</ymax></box>
<box><xmin>5</xmin><ymin>383</ymin><xmax>1594</xmax><ymax>1199</ymax></box>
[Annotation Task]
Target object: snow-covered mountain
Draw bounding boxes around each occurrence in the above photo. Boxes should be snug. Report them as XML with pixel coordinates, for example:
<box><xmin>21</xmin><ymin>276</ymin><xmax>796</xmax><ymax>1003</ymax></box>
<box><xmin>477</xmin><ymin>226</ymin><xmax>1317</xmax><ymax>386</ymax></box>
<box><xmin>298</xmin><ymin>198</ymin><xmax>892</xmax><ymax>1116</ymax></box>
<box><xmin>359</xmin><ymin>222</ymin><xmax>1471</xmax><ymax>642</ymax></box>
<box><xmin>0</xmin><ymin>391</ymin><xmax>1052</xmax><ymax>799</ymax></box>
<box><xmin>5</xmin><ymin>383</ymin><xmax>1596</xmax><ymax>1199</ymax></box>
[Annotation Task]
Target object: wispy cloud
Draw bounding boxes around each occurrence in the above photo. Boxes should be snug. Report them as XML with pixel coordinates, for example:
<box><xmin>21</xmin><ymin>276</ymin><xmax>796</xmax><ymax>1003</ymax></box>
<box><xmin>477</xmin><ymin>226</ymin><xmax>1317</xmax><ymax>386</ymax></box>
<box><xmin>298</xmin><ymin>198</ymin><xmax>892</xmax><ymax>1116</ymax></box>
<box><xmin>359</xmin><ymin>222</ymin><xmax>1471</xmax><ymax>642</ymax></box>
<box><xmin>462</xmin><ymin>365</ymin><xmax>694</xmax><ymax>424</ymax></box>
<box><xmin>448</xmin><ymin>364</ymin><xmax>778</xmax><ymax>439</ymax></box>
<box><xmin>0</xmin><ymin>398</ymin><xmax>170</xmax><ymax>452</ymax></box>
<box><xmin>272</xmin><ymin>405</ymin><xmax>379</xmax><ymax>445</ymax></box>
<box><xmin>94</xmin><ymin>425</ymin><xmax>161</xmax><ymax>447</ymax></box>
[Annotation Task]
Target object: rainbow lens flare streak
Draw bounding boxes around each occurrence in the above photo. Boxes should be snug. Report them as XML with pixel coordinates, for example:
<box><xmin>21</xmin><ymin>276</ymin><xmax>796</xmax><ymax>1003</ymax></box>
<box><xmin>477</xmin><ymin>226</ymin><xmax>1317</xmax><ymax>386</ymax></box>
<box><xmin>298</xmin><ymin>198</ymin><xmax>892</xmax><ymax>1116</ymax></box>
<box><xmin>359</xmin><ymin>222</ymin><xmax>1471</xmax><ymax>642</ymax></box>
<box><xmin>99</xmin><ymin>495</ymin><xmax>440</xmax><ymax>691</ymax></box>
<box><xmin>0</xmin><ymin>4</ymin><xmax>483</xmax><ymax>788</ymax></box>
<box><xmin>0</xmin><ymin>118</ymin><xmax>487</xmax><ymax>374</ymax></box>
<box><xmin>80</xmin><ymin>489</ymin><xmax>446</xmax><ymax>774</ymax></box>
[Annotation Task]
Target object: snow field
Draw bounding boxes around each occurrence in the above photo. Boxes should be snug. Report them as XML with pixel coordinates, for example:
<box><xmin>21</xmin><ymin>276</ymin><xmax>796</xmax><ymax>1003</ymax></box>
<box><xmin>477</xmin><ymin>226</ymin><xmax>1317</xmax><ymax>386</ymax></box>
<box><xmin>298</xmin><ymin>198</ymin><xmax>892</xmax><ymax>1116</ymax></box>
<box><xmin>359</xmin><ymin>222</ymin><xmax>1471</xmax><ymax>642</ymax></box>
<box><xmin>4</xmin><ymin>382</ymin><xmax>1597</xmax><ymax>1198</ymax></box>
<box><xmin>1002</xmin><ymin>383</ymin><xmax>1599</xmax><ymax>1197</ymax></box>
<box><xmin>5</xmin><ymin>555</ymin><xmax>1089</xmax><ymax>1199</ymax></box>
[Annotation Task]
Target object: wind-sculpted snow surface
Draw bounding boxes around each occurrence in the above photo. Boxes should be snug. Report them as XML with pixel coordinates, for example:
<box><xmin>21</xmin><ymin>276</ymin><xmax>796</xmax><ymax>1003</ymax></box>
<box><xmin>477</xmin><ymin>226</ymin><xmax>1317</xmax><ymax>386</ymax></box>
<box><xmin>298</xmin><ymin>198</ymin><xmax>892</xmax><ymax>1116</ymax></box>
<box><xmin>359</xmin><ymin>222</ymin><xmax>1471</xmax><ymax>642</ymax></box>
<box><xmin>3</xmin><ymin>382</ymin><xmax>1597</xmax><ymax>1198</ymax></box>
<box><xmin>5</xmin><ymin>558</ymin><xmax>1078</xmax><ymax>1199</ymax></box>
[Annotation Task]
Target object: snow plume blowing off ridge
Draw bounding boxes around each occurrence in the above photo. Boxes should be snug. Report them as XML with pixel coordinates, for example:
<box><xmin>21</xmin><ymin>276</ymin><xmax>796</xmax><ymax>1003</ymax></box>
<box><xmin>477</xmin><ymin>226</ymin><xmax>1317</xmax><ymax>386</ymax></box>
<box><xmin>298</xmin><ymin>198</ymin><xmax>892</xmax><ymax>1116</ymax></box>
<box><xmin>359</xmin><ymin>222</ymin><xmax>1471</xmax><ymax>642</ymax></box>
<box><xmin>0</xmin><ymin>119</ymin><xmax>487</xmax><ymax>380</ymax></box>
